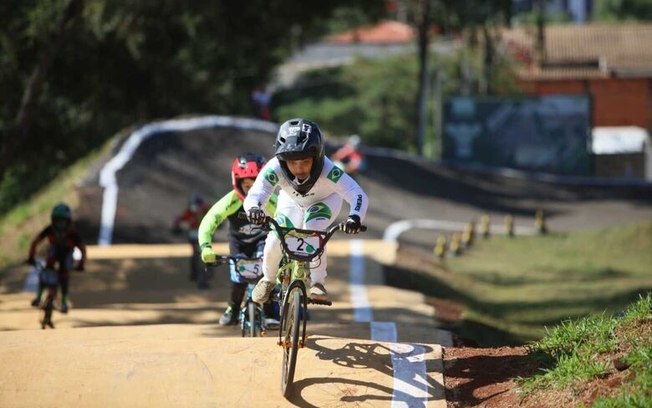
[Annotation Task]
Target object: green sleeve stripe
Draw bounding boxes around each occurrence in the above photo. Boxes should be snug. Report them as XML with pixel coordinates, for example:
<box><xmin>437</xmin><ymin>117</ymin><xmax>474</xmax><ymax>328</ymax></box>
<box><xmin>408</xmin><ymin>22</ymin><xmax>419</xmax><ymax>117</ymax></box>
<box><xmin>264</xmin><ymin>191</ymin><xmax>278</xmax><ymax>215</ymax></box>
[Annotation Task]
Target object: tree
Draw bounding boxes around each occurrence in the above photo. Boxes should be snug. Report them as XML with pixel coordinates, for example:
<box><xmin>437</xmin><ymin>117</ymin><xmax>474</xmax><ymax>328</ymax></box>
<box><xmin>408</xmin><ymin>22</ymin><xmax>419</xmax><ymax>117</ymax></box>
<box><xmin>0</xmin><ymin>0</ymin><xmax>384</xmax><ymax>213</ymax></box>
<box><xmin>594</xmin><ymin>0</ymin><xmax>652</xmax><ymax>21</ymax></box>
<box><xmin>1</xmin><ymin>0</ymin><xmax>84</xmax><ymax>175</ymax></box>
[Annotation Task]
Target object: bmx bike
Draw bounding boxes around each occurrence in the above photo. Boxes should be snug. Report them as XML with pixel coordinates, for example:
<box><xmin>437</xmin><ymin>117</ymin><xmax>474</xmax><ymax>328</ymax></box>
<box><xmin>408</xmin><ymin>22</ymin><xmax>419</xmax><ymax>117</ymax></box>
<box><xmin>262</xmin><ymin>216</ymin><xmax>366</xmax><ymax>397</ymax></box>
<box><xmin>206</xmin><ymin>255</ymin><xmax>271</xmax><ymax>337</ymax></box>
<box><xmin>33</xmin><ymin>261</ymin><xmax>60</xmax><ymax>329</ymax></box>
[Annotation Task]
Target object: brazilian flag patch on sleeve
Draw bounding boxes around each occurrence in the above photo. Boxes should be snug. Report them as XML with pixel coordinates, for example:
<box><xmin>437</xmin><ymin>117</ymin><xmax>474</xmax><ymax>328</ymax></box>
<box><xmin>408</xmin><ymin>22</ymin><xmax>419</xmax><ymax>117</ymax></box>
<box><xmin>327</xmin><ymin>166</ymin><xmax>344</xmax><ymax>183</ymax></box>
<box><xmin>264</xmin><ymin>168</ymin><xmax>279</xmax><ymax>186</ymax></box>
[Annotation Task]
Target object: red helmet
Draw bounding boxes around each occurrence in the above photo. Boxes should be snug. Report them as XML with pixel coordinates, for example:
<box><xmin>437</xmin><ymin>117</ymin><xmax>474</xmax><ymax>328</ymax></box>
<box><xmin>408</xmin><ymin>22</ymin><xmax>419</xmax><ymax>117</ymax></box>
<box><xmin>231</xmin><ymin>153</ymin><xmax>266</xmax><ymax>200</ymax></box>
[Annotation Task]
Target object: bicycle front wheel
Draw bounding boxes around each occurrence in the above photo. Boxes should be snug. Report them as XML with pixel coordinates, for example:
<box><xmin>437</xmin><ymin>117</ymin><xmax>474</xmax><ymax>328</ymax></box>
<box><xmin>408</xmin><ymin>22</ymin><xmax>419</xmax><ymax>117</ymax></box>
<box><xmin>41</xmin><ymin>296</ymin><xmax>55</xmax><ymax>329</ymax></box>
<box><xmin>246</xmin><ymin>301</ymin><xmax>259</xmax><ymax>337</ymax></box>
<box><xmin>280</xmin><ymin>282</ymin><xmax>306</xmax><ymax>397</ymax></box>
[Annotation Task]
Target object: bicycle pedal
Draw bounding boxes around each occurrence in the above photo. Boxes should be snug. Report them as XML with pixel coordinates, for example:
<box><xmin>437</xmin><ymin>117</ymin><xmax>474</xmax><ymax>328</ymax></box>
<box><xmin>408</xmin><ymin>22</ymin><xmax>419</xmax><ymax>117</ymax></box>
<box><xmin>309</xmin><ymin>299</ymin><xmax>332</xmax><ymax>306</ymax></box>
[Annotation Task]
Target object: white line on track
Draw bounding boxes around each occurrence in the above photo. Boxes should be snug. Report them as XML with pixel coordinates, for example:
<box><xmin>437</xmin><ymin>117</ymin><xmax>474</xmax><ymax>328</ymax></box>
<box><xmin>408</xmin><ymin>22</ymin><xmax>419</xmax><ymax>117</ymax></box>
<box><xmin>349</xmin><ymin>240</ymin><xmax>372</xmax><ymax>322</ymax></box>
<box><xmin>350</xmin><ymin>240</ymin><xmax>429</xmax><ymax>407</ymax></box>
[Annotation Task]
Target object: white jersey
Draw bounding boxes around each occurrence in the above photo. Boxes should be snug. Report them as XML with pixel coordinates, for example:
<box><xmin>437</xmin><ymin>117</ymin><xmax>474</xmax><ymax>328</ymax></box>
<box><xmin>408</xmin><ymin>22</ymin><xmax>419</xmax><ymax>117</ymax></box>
<box><xmin>244</xmin><ymin>156</ymin><xmax>368</xmax><ymax>221</ymax></box>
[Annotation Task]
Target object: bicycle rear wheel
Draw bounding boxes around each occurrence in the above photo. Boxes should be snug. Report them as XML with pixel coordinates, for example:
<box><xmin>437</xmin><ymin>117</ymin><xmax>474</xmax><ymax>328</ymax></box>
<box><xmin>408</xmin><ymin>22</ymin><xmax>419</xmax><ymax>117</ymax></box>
<box><xmin>41</xmin><ymin>296</ymin><xmax>55</xmax><ymax>329</ymax></box>
<box><xmin>280</xmin><ymin>282</ymin><xmax>306</xmax><ymax>397</ymax></box>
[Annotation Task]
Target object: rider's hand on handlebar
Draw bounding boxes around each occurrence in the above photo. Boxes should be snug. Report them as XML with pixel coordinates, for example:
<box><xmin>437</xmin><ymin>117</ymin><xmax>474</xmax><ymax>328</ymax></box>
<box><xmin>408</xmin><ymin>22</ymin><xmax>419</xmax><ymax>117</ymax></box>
<box><xmin>200</xmin><ymin>245</ymin><xmax>217</xmax><ymax>263</ymax></box>
<box><xmin>26</xmin><ymin>257</ymin><xmax>36</xmax><ymax>266</ymax></box>
<box><xmin>343</xmin><ymin>215</ymin><xmax>362</xmax><ymax>234</ymax></box>
<box><xmin>247</xmin><ymin>207</ymin><xmax>266</xmax><ymax>225</ymax></box>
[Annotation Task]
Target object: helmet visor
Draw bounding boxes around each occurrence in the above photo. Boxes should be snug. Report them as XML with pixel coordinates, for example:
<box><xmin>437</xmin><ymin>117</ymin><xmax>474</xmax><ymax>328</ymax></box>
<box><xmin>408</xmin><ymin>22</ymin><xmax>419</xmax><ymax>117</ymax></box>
<box><xmin>52</xmin><ymin>218</ymin><xmax>70</xmax><ymax>232</ymax></box>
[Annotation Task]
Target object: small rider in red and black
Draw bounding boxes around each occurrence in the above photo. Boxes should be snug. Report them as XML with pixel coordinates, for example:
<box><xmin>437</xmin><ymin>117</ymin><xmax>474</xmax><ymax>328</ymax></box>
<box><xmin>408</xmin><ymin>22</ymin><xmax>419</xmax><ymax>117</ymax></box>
<box><xmin>331</xmin><ymin>134</ymin><xmax>365</xmax><ymax>177</ymax></box>
<box><xmin>27</xmin><ymin>203</ymin><xmax>87</xmax><ymax>314</ymax></box>
<box><xmin>172</xmin><ymin>193</ymin><xmax>210</xmax><ymax>281</ymax></box>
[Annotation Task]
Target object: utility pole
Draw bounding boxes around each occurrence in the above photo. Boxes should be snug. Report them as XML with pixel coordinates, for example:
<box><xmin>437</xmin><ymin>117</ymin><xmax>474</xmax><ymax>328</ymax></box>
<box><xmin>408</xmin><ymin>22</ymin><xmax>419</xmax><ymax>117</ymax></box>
<box><xmin>536</xmin><ymin>0</ymin><xmax>547</xmax><ymax>64</ymax></box>
<box><xmin>432</xmin><ymin>68</ymin><xmax>445</xmax><ymax>160</ymax></box>
<box><xmin>415</xmin><ymin>0</ymin><xmax>431</xmax><ymax>157</ymax></box>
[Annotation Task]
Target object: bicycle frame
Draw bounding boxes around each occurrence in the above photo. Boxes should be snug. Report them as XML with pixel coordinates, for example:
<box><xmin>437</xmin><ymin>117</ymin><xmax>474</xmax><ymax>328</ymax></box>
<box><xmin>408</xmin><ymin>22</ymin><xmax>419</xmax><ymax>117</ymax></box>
<box><xmin>267</xmin><ymin>216</ymin><xmax>346</xmax><ymax>300</ymax></box>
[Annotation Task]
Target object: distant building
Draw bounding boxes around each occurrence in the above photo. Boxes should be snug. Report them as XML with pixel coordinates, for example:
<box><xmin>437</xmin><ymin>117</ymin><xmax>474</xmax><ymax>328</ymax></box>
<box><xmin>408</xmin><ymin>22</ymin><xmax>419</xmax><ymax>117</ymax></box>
<box><xmin>273</xmin><ymin>20</ymin><xmax>459</xmax><ymax>89</ymax></box>
<box><xmin>592</xmin><ymin>127</ymin><xmax>651</xmax><ymax>180</ymax></box>
<box><xmin>274</xmin><ymin>20</ymin><xmax>417</xmax><ymax>88</ymax></box>
<box><xmin>502</xmin><ymin>23</ymin><xmax>652</xmax><ymax>129</ymax></box>
<box><xmin>325</xmin><ymin>20</ymin><xmax>415</xmax><ymax>44</ymax></box>
<box><xmin>502</xmin><ymin>23</ymin><xmax>652</xmax><ymax>179</ymax></box>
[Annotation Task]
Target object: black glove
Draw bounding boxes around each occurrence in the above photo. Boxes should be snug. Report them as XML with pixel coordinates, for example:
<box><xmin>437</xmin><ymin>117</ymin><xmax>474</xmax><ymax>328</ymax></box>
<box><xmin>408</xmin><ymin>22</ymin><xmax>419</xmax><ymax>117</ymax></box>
<box><xmin>247</xmin><ymin>207</ymin><xmax>266</xmax><ymax>225</ymax></box>
<box><xmin>343</xmin><ymin>215</ymin><xmax>362</xmax><ymax>234</ymax></box>
<box><xmin>75</xmin><ymin>263</ymin><xmax>85</xmax><ymax>272</ymax></box>
<box><xmin>26</xmin><ymin>257</ymin><xmax>36</xmax><ymax>266</ymax></box>
<box><xmin>171</xmin><ymin>226</ymin><xmax>182</xmax><ymax>235</ymax></box>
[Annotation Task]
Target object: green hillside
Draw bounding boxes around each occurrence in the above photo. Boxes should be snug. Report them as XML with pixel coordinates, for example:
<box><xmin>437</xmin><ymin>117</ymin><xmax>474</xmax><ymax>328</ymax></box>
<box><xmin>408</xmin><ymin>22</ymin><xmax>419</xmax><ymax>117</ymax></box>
<box><xmin>390</xmin><ymin>222</ymin><xmax>652</xmax><ymax>346</ymax></box>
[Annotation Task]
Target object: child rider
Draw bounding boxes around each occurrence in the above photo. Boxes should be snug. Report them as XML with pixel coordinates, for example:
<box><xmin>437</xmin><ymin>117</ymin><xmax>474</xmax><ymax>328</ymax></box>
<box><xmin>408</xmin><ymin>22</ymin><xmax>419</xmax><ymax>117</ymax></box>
<box><xmin>244</xmin><ymin>118</ymin><xmax>368</xmax><ymax>305</ymax></box>
<box><xmin>198</xmin><ymin>153</ymin><xmax>278</xmax><ymax>326</ymax></box>
<box><xmin>27</xmin><ymin>202</ymin><xmax>87</xmax><ymax>313</ymax></box>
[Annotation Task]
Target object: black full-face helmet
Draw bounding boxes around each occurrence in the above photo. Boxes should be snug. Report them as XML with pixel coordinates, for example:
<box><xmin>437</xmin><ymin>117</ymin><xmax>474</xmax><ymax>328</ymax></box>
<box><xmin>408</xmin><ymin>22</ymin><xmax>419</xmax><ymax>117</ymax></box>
<box><xmin>51</xmin><ymin>202</ymin><xmax>72</xmax><ymax>233</ymax></box>
<box><xmin>274</xmin><ymin>118</ymin><xmax>325</xmax><ymax>195</ymax></box>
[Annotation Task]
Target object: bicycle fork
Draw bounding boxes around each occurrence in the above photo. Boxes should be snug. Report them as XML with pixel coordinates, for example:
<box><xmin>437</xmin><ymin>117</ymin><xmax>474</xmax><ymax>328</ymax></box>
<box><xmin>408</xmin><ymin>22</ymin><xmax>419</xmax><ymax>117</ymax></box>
<box><xmin>277</xmin><ymin>278</ymin><xmax>309</xmax><ymax>350</ymax></box>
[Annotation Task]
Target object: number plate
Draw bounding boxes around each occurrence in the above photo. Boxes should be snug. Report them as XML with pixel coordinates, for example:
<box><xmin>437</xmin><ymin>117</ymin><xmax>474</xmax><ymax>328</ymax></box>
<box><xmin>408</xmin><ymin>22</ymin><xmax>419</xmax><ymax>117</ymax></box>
<box><xmin>285</xmin><ymin>232</ymin><xmax>322</xmax><ymax>258</ymax></box>
<box><xmin>235</xmin><ymin>258</ymin><xmax>263</xmax><ymax>280</ymax></box>
<box><xmin>39</xmin><ymin>268</ymin><xmax>58</xmax><ymax>286</ymax></box>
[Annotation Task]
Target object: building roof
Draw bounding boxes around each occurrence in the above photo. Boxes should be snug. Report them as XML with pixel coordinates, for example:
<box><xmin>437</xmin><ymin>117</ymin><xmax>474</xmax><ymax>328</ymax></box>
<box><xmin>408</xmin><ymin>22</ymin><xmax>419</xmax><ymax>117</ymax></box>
<box><xmin>326</xmin><ymin>20</ymin><xmax>415</xmax><ymax>45</ymax></box>
<box><xmin>502</xmin><ymin>23</ymin><xmax>652</xmax><ymax>80</ymax></box>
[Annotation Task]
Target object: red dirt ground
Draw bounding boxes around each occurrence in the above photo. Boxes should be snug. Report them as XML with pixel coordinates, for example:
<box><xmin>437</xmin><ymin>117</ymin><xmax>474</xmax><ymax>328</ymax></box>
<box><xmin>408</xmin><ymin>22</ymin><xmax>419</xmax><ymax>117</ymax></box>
<box><xmin>437</xmin><ymin>298</ymin><xmax>641</xmax><ymax>408</ymax></box>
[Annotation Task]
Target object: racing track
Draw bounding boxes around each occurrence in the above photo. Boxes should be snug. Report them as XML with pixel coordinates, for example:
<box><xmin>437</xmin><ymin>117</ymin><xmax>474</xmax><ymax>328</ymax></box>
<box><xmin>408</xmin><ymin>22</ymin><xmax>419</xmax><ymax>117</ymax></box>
<box><xmin>1</xmin><ymin>115</ymin><xmax>651</xmax><ymax>407</ymax></box>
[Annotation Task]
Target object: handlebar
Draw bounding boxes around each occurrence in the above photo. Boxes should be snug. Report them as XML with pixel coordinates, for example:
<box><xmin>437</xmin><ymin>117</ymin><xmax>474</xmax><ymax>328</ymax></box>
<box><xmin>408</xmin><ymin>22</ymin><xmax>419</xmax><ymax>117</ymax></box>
<box><xmin>262</xmin><ymin>216</ymin><xmax>366</xmax><ymax>262</ymax></box>
<box><xmin>204</xmin><ymin>254</ymin><xmax>261</xmax><ymax>267</ymax></box>
<box><xmin>265</xmin><ymin>216</ymin><xmax>366</xmax><ymax>238</ymax></box>
<box><xmin>204</xmin><ymin>254</ymin><xmax>264</xmax><ymax>281</ymax></box>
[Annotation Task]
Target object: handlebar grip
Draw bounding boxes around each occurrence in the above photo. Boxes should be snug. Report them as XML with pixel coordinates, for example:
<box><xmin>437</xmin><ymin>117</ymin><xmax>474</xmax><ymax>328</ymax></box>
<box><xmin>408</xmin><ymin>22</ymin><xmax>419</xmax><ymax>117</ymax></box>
<box><xmin>337</xmin><ymin>224</ymin><xmax>367</xmax><ymax>232</ymax></box>
<box><xmin>205</xmin><ymin>256</ymin><xmax>229</xmax><ymax>266</ymax></box>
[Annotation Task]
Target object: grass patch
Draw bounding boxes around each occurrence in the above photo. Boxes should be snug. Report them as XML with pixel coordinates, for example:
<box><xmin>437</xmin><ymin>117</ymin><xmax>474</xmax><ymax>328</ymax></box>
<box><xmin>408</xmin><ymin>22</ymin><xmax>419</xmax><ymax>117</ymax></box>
<box><xmin>519</xmin><ymin>293</ymin><xmax>652</xmax><ymax>407</ymax></box>
<box><xmin>388</xmin><ymin>221</ymin><xmax>652</xmax><ymax>346</ymax></box>
<box><xmin>0</xmin><ymin>143</ymin><xmax>110</xmax><ymax>272</ymax></box>
<box><xmin>442</xmin><ymin>224</ymin><xmax>652</xmax><ymax>342</ymax></box>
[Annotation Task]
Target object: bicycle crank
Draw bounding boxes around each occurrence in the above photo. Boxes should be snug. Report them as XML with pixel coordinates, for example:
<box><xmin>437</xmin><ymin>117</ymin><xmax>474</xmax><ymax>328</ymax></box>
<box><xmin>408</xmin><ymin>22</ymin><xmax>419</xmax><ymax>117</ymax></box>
<box><xmin>277</xmin><ymin>339</ymin><xmax>293</xmax><ymax>349</ymax></box>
